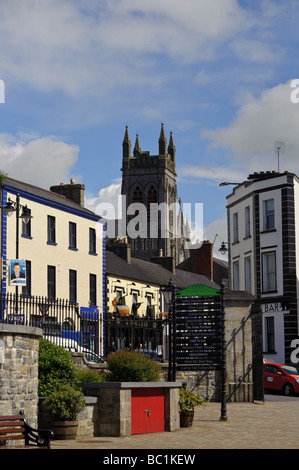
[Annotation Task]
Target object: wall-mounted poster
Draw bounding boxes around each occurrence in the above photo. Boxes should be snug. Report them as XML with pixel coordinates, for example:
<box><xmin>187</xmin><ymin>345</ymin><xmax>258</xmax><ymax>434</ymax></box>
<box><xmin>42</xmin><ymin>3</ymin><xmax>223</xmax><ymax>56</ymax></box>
<box><xmin>9</xmin><ymin>259</ymin><xmax>26</xmax><ymax>286</ymax></box>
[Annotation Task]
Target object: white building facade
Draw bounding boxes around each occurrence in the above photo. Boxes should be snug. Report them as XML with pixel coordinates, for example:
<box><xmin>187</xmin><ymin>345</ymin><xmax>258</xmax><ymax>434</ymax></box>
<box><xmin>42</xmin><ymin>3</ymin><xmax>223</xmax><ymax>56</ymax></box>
<box><xmin>226</xmin><ymin>171</ymin><xmax>299</xmax><ymax>365</ymax></box>
<box><xmin>1</xmin><ymin>176</ymin><xmax>106</xmax><ymax>357</ymax></box>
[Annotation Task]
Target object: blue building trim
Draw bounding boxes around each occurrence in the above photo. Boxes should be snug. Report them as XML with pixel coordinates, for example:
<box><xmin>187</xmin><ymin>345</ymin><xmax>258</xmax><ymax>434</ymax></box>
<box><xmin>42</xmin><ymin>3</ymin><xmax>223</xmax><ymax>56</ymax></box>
<box><xmin>3</xmin><ymin>184</ymin><xmax>103</xmax><ymax>223</ymax></box>
<box><xmin>1</xmin><ymin>188</ymin><xmax>8</xmax><ymax>295</ymax></box>
<box><xmin>102</xmin><ymin>221</ymin><xmax>107</xmax><ymax>358</ymax></box>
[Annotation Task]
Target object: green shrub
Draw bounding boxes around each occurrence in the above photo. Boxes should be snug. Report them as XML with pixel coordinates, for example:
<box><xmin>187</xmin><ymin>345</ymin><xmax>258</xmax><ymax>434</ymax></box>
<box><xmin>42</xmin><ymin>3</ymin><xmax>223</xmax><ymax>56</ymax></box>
<box><xmin>43</xmin><ymin>384</ymin><xmax>86</xmax><ymax>421</ymax></box>
<box><xmin>38</xmin><ymin>338</ymin><xmax>80</xmax><ymax>397</ymax></box>
<box><xmin>75</xmin><ymin>368</ymin><xmax>106</xmax><ymax>383</ymax></box>
<box><xmin>179</xmin><ymin>387</ymin><xmax>206</xmax><ymax>412</ymax></box>
<box><xmin>106</xmin><ymin>349</ymin><xmax>161</xmax><ymax>382</ymax></box>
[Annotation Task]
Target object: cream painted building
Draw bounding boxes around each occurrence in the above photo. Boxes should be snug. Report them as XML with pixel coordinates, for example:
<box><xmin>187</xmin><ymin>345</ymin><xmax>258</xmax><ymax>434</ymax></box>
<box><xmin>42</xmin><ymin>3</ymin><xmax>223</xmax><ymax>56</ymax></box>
<box><xmin>1</xmin><ymin>176</ymin><xmax>106</xmax><ymax>356</ymax></box>
<box><xmin>106</xmin><ymin>239</ymin><xmax>220</xmax><ymax>357</ymax></box>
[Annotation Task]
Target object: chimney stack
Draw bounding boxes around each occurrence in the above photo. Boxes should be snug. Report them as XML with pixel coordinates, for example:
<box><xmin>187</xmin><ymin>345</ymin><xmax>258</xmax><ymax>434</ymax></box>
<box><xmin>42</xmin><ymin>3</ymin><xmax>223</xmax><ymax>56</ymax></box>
<box><xmin>50</xmin><ymin>179</ymin><xmax>85</xmax><ymax>206</ymax></box>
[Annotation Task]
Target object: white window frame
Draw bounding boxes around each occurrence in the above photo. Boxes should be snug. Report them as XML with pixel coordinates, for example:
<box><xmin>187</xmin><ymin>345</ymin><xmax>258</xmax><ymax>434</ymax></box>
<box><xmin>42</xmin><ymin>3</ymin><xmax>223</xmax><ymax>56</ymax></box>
<box><xmin>244</xmin><ymin>256</ymin><xmax>251</xmax><ymax>292</ymax></box>
<box><xmin>262</xmin><ymin>251</ymin><xmax>276</xmax><ymax>292</ymax></box>
<box><xmin>264</xmin><ymin>199</ymin><xmax>275</xmax><ymax>231</ymax></box>
<box><xmin>233</xmin><ymin>260</ymin><xmax>240</xmax><ymax>290</ymax></box>
<box><xmin>233</xmin><ymin>212</ymin><xmax>239</xmax><ymax>243</ymax></box>
<box><xmin>245</xmin><ymin>206</ymin><xmax>250</xmax><ymax>238</ymax></box>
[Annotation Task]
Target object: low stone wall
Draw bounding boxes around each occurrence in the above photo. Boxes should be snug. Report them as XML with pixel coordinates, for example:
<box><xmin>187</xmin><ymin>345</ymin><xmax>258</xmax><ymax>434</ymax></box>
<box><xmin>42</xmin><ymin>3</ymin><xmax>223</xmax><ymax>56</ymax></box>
<box><xmin>80</xmin><ymin>382</ymin><xmax>181</xmax><ymax>437</ymax></box>
<box><xmin>38</xmin><ymin>396</ymin><xmax>99</xmax><ymax>439</ymax></box>
<box><xmin>0</xmin><ymin>324</ymin><xmax>42</xmax><ymax>428</ymax></box>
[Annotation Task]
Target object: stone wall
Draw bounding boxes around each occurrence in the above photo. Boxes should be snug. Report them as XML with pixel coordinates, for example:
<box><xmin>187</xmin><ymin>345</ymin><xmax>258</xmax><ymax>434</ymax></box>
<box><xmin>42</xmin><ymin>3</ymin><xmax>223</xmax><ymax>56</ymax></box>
<box><xmin>0</xmin><ymin>324</ymin><xmax>42</xmax><ymax>428</ymax></box>
<box><xmin>38</xmin><ymin>396</ymin><xmax>99</xmax><ymax>439</ymax></box>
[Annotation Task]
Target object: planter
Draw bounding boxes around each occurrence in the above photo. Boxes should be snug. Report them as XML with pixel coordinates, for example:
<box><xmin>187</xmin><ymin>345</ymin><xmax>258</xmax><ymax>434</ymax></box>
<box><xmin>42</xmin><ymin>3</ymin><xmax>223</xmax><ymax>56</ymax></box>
<box><xmin>51</xmin><ymin>420</ymin><xmax>78</xmax><ymax>440</ymax></box>
<box><xmin>180</xmin><ymin>410</ymin><xmax>194</xmax><ymax>428</ymax></box>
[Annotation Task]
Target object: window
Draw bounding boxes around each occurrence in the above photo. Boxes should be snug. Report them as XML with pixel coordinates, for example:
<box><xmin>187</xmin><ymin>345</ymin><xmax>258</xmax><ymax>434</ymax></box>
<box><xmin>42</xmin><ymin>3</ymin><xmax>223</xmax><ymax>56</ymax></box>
<box><xmin>132</xmin><ymin>292</ymin><xmax>138</xmax><ymax>315</ymax></box>
<box><xmin>89</xmin><ymin>274</ymin><xmax>97</xmax><ymax>306</ymax></box>
<box><xmin>22</xmin><ymin>209</ymin><xmax>32</xmax><ymax>238</ymax></box>
<box><xmin>22</xmin><ymin>260</ymin><xmax>31</xmax><ymax>296</ymax></box>
<box><xmin>115</xmin><ymin>289</ymin><xmax>125</xmax><ymax>305</ymax></box>
<box><xmin>89</xmin><ymin>228</ymin><xmax>96</xmax><ymax>254</ymax></box>
<box><xmin>245</xmin><ymin>206</ymin><xmax>250</xmax><ymax>238</ymax></box>
<box><xmin>47</xmin><ymin>215</ymin><xmax>56</xmax><ymax>244</ymax></box>
<box><xmin>266</xmin><ymin>317</ymin><xmax>275</xmax><ymax>353</ymax></box>
<box><xmin>233</xmin><ymin>213</ymin><xmax>239</xmax><ymax>243</ymax></box>
<box><xmin>245</xmin><ymin>256</ymin><xmax>251</xmax><ymax>292</ymax></box>
<box><xmin>69</xmin><ymin>269</ymin><xmax>77</xmax><ymax>303</ymax></box>
<box><xmin>47</xmin><ymin>265</ymin><xmax>56</xmax><ymax>299</ymax></box>
<box><xmin>264</xmin><ymin>199</ymin><xmax>275</xmax><ymax>230</ymax></box>
<box><xmin>262</xmin><ymin>251</ymin><xmax>276</xmax><ymax>292</ymax></box>
<box><xmin>233</xmin><ymin>261</ymin><xmax>239</xmax><ymax>290</ymax></box>
<box><xmin>147</xmin><ymin>185</ymin><xmax>157</xmax><ymax>223</ymax></box>
<box><xmin>69</xmin><ymin>222</ymin><xmax>77</xmax><ymax>249</ymax></box>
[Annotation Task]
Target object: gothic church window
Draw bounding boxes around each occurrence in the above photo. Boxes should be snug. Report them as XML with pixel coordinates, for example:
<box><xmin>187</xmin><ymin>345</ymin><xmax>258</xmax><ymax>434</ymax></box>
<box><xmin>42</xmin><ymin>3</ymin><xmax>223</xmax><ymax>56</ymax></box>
<box><xmin>147</xmin><ymin>185</ymin><xmax>157</xmax><ymax>222</ymax></box>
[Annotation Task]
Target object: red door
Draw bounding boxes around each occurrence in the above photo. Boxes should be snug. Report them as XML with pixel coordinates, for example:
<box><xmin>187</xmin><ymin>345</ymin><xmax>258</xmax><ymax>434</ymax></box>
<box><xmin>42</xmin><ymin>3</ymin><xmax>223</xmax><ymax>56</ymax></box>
<box><xmin>131</xmin><ymin>388</ymin><xmax>165</xmax><ymax>435</ymax></box>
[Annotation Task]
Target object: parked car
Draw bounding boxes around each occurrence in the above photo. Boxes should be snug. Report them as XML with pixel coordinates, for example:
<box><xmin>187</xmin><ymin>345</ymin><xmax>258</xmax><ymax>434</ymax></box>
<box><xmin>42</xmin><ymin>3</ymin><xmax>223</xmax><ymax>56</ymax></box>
<box><xmin>44</xmin><ymin>335</ymin><xmax>105</xmax><ymax>363</ymax></box>
<box><xmin>264</xmin><ymin>362</ymin><xmax>299</xmax><ymax>396</ymax></box>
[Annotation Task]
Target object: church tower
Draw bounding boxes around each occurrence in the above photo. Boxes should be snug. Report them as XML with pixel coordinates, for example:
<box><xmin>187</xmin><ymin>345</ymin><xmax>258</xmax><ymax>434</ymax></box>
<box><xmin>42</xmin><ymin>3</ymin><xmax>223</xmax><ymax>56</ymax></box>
<box><xmin>121</xmin><ymin>124</ymin><xmax>188</xmax><ymax>264</ymax></box>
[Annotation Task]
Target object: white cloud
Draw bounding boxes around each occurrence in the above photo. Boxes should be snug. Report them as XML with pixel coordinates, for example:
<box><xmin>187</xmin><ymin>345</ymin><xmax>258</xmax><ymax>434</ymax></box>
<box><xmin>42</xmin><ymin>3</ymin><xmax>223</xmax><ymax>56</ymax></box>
<box><xmin>180</xmin><ymin>164</ymin><xmax>245</xmax><ymax>184</ymax></box>
<box><xmin>0</xmin><ymin>0</ymin><xmax>257</xmax><ymax>96</ymax></box>
<box><xmin>0</xmin><ymin>134</ymin><xmax>79</xmax><ymax>189</ymax></box>
<box><xmin>203</xmin><ymin>216</ymin><xmax>228</xmax><ymax>260</ymax></box>
<box><xmin>85</xmin><ymin>182</ymin><xmax>122</xmax><ymax>218</ymax></box>
<box><xmin>202</xmin><ymin>80</ymin><xmax>299</xmax><ymax>174</ymax></box>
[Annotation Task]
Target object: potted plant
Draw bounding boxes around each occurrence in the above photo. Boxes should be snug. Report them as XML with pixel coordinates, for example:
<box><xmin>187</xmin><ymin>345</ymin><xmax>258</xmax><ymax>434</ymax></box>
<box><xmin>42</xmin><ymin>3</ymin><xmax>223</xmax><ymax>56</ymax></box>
<box><xmin>43</xmin><ymin>384</ymin><xmax>86</xmax><ymax>439</ymax></box>
<box><xmin>179</xmin><ymin>387</ymin><xmax>205</xmax><ymax>427</ymax></box>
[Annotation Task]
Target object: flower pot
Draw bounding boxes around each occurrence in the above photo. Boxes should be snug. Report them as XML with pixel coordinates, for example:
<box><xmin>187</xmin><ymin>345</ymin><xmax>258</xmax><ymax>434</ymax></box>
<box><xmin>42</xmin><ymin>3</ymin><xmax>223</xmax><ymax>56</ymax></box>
<box><xmin>180</xmin><ymin>410</ymin><xmax>194</xmax><ymax>428</ymax></box>
<box><xmin>51</xmin><ymin>420</ymin><xmax>78</xmax><ymax>440</ymax></box>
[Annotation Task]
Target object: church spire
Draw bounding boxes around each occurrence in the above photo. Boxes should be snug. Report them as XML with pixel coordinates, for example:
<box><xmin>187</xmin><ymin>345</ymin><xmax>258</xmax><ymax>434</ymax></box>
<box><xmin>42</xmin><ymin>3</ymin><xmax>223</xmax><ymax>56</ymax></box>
<box><xmin>159</xmin><ymin>123</ymin><xmax>167</xmax><ymax>155</ymax></box>
<box><xmin>134</xmin><ymin>133</ymin><xmax>141</xmax><ymax>156</ymax></box>
<box><xmin>122</xmin><ymin>126</ymin><xmax>131</xmax><ymax>159</ymax></box>
<box><xmin>168</xmin><ymin>131</ymin><xmax>176</xmax><ymax>161</ymax></box>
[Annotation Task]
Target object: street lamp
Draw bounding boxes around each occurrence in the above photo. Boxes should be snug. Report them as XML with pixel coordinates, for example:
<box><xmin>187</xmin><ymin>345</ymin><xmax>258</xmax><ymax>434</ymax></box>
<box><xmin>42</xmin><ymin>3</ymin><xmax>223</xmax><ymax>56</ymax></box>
<box><xmin>219</xmin><ymin>241</ymin><xmax>228</xmax><ymax>256</ymax></box>
<box><xmin>3</xmin><ymin>194</ymin><xmax>33</xmax><ymax>312</ymax></box>
<box><xmin>161</xmin><ymin>279</ymin><xmax>177</xmax><ymax>382</ymax></box>
<box><xmin>219</xmin><ymin>182</ymin><xmax>241</xmax><ymax>187</ymax></box>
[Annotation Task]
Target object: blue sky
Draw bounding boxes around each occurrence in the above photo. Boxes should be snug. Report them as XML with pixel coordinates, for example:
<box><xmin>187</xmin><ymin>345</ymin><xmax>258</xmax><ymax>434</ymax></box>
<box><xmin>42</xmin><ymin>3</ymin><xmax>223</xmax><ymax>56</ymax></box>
<box><xmin>0</xmin><ymin>0</ymin><xmax>299</xmax><ymax>255</ymax></box>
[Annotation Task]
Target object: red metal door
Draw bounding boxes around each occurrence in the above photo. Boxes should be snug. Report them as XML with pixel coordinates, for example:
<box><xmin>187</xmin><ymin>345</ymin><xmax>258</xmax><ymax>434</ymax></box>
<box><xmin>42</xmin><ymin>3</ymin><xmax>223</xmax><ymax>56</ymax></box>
<box><xmin>131</xmin><ymin>388</ymin><xmax>165</xmax><ymax>435</ymax></box>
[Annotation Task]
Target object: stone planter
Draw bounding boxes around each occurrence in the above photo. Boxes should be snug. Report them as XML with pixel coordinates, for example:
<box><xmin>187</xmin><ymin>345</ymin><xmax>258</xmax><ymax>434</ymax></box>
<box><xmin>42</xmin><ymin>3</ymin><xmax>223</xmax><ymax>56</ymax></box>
<box><xmin>51</xmin><ymin>420</ymin><xmax>78</xmax><ymax>440</ymax></box>
<box><xmin>180</xmin><ymin>410</ymin><xmax>194</xmax><ymax>428</ymax></box>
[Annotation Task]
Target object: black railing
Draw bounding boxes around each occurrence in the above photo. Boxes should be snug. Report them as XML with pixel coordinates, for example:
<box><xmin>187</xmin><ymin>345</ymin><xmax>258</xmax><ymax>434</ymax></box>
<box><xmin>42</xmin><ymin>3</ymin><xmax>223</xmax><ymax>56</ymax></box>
<box><xmin>0</xmin><ymin>292</ymin><xmax>102</xmax><ymax>357</ymax></box>
<box><xmin>105</xmin><ymin>312</ymin><xmax>165</xmax><ymax>361</ymax></box>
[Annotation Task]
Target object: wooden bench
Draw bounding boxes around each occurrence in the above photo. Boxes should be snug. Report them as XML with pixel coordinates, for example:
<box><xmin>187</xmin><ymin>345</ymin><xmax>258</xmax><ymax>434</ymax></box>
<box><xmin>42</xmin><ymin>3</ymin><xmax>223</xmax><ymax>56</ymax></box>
<box><xmin>0</xmin><ymin>410</ymin><xmax>54</xmax><ymax>449</ymax></box>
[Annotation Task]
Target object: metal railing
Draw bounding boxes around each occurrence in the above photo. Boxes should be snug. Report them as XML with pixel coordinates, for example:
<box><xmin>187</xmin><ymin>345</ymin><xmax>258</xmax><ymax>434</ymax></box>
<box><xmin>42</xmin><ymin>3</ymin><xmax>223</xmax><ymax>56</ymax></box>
<box><xmin>0</xmin><ymin>292</ymin><xmax>101</xmax><ymax>356</ymax></box>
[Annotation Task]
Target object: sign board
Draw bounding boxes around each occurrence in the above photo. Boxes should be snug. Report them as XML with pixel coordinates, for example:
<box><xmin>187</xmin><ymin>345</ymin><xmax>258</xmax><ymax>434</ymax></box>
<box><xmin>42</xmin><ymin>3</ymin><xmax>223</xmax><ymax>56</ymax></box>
<box><xmin>261</xmin><ymin>302</ymin><xmax>289</xmax><ymax>314</ymax></box>
<box><xmin>175</xmin><ymin>286</ymin><xmax>222</xmax><ymax>371</ymax></box>
<box><xmin>9</xmin><ymin>259</ymin><xmax>26</xmax><ymax>286</ymax></box>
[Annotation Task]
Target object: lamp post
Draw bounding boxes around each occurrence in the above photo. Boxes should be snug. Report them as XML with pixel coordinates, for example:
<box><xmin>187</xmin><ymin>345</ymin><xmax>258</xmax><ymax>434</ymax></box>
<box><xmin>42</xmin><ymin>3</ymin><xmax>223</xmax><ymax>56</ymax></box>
<box><xmin>161</xmin><ymin>279</ymin><xmax>177</xmax><ymax>382</ymax></box>
<box><xmin>4</xmin><ymin>194</ymin><xmax>33</xmax><ymax>311</ymax></box>
<box><xmin>220</xmin><ymin>282</ymin><xmax>227</xmax><ymax>421</ymax></box>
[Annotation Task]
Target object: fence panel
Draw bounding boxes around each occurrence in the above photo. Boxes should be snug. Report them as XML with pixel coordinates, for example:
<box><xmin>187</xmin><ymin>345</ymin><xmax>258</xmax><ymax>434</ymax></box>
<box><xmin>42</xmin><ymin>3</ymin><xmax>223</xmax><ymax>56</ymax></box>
<box><xmin>0</xmin><ymin>292</ymin><xmax>101</xmax><ymax>356</ymax></box>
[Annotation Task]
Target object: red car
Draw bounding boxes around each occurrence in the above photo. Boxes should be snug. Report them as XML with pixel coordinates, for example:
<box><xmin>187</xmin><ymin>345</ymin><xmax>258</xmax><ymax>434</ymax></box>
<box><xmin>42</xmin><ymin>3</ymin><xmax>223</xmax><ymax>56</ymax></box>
<box><xmin>264</xmin><ymin>362</ymin><xmax>299</xmax><ymax>396</ymax></box>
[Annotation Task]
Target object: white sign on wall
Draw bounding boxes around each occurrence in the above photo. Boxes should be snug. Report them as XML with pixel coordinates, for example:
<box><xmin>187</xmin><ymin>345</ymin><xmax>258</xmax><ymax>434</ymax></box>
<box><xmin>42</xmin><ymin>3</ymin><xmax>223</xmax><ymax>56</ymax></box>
<box><xmin>261</xmin><ymin>302</ymin><xmax>289</xmax><ymax>314</ymax></box>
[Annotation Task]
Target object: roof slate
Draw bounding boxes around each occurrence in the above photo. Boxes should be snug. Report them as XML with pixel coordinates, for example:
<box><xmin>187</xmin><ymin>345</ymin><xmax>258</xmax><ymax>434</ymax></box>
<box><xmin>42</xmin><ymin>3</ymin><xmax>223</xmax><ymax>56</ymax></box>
<box><xmin>106</xmin><ymin>250</ymin><xmax>220</xmax><ymax>289</ymax></box>
<box><xmin>2</xmin><ymin>176</ymin><xmax>100</xmax><ymax>218</ymax></box>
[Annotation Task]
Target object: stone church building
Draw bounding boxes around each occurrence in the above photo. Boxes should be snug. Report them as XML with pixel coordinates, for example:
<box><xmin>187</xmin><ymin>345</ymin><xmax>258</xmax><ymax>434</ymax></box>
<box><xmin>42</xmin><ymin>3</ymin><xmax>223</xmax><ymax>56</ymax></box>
<box><xmin>120</xmin><ymin>123</ymin><xmax>190</xmax><ymax>265</ymax></box>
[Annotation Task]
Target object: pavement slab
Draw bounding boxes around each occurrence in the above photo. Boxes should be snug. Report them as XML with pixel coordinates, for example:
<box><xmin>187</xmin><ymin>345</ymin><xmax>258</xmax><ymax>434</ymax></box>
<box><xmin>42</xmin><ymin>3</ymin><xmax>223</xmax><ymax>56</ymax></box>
<box><xmin>50</xmin><ymin>400</ymin><xmax>299</xmax><ymax>450</ymax></box>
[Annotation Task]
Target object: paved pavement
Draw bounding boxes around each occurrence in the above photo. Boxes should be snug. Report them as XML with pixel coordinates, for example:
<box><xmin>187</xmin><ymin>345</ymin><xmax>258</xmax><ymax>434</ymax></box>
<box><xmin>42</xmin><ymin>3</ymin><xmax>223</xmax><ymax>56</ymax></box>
<box><xmin>50</xmin><ymin>397</ymin><xmax>299</xmax><ymax>451</ymax></box>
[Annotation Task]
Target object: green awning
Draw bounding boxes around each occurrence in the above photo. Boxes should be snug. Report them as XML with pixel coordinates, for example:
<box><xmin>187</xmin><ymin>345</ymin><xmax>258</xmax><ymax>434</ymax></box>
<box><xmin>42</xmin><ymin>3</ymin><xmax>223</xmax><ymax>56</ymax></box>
<box><xmin>176</xmin><ymin>284</ymin><xmax>220</xmax><ymax>298</ymax></box>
